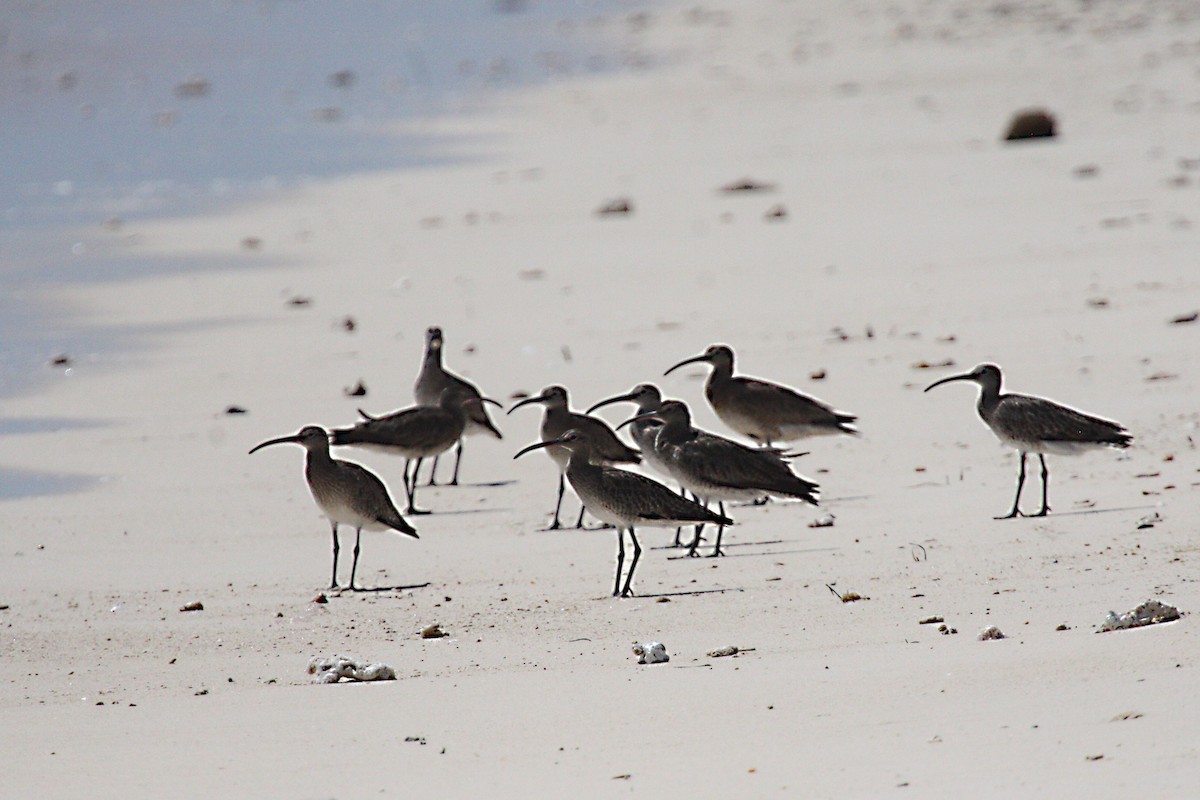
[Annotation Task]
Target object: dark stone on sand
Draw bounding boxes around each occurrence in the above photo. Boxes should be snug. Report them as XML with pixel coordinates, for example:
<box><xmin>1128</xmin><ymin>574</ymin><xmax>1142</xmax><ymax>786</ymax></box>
<box><xmin>1003</xmin><ymin>109</ymin><xmax>1057</xmax><ymax>141</ymax></box>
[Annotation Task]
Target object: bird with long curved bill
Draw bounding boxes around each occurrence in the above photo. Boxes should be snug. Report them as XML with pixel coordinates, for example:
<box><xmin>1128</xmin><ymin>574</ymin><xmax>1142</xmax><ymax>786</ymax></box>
<box><xmin>924</xmin><ymin>363</ymin><xmax>1132</xmax><ymax>519</ymax></box>
<box><xmin>249</xmin><ymin>426</ymin><xmax>419</xmax><ymax>591</ymax></box>
<box><xmin>514</xmin><ymin>428</ymin><xmax>728</xmax><ymax>597</ymax></box>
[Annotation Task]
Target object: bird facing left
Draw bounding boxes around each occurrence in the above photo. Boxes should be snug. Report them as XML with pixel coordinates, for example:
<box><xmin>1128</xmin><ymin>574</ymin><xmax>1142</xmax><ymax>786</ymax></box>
<box><xmin>249</xmin><ymin>425</ymin><xmax>419</xmax><ymax>592</ymax></box>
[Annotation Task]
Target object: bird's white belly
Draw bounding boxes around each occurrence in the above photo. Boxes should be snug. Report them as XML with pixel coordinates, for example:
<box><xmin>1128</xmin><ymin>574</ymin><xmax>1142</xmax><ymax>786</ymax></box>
<box><xmin>998</xmin><ymin>434</ymin><xmax>1107</xmax><ymax>457</ymax></box>
<box><xmin>715</xmin><ymin>407</ymin><xmax>768</xmax><ymax>440</ymax></box>
<box><xmin>313</xmin><ymin>493</ymin><xmax>387</xmax><ymax>531</ymax></box>
<box><xmin>776</xmin><ymin>422</ymin><xmax>839</xmax><ymax>441</ymax></box>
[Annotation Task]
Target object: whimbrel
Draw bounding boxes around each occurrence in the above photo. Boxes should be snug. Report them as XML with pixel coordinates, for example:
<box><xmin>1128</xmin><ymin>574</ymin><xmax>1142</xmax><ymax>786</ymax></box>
<box><xmin>665</xmin><ymin>344</ymin><xmax>857</xmax><ymax>446</ymax></box>
<box><xmin>586</xmin><ymin>383</ymin><xmax>673</xmax><ymax>479</ymax></box>
<box><xmin>515</xmin><ymin>429</ymin><xmax>731</xmax><ymax>597</ymax></box>
<box><xmin>508</xmin><ymin>385</ymin><xmax>640</xmax><ymax>529</ymax></box>
<box><xmin>413</xmin><ymin>326</ymin><xmax>503</xmax><ymax>485</ymax></box>
<box><xmin>588</xmin><ymin>383</ymin><xmax>695</xmax><ymax>547</ymax></box>
<box><xmin>330</xmin><ymin>388</ymin><xmax>479</xmax><ymax>515</ymax></box>
<box><xmin>924</xmin><ymin>363</ymin><xmax>1132</xmax><ymax>518</ymax></box>
<box><xmin>249</xmin><ymin>426</ymin><xmax>418</xmax><ymax>590</ymax></box>
<box><xmin>625</xmin><ymin>399</ymin><xmax>819</xmax><ymax>556</ymax></box>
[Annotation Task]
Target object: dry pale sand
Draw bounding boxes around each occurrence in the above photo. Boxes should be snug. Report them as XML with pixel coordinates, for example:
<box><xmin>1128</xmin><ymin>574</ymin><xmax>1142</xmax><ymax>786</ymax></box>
<box><xmin>4</xmin><ymin>1</ymin><xmax>1200</xmax><ymax>797</ymax></box>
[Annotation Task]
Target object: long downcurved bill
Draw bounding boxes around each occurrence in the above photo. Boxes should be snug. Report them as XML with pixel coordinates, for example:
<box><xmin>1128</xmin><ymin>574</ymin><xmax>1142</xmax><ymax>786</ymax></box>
<box><xmin>663</xmin><ymin>353</ymin><xmax>710</xmax><ymax>377</ymax></box>
<box><xmin>923</xmin><ymin>373</ymin><xmax>975</xmax><ymax>393</ymax></box>
<box><xmin>506</xmin><ymin>393</ymin><xmax>550</xmax><ymax>415</ymax></box>
<box><xmin>616</xmin><ymin>410</ymin><xmax>662</xmax><ymax>432</ymax></box>
<box><xmin>248</xmin><ymin>434</ymin><xmax>305</xmax><ymax>454</ymax></box>
<box><xmin>585</xmin><ymin>391</ymin><xmax>639</xmax><ymax>415</ymax></box>
<box><xmin>513</xmin><ymin>436</ymin><xmax>569</xmax><ymax>460</ymax></box>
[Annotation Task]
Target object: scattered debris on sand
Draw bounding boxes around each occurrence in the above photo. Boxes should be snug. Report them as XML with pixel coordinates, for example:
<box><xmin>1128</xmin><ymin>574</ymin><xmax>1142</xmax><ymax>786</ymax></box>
<box><xmin>1098</xmin><ymin>599</ymin><xmax>1181</xmax><ymax>632</ymax></box>
<box><xmin>308</xmin><ymin>655</ymin><xmax>396</xmax><ymax>683</ymax></box>
<box><xmin>596</xmin><ymin>198</ymin><xmax>633</xmax><ymax>216</ymax></box>
<box><xmin>707</xmin><ymin>645</ymin><xmax>756</xmax><ymax>658</ymax></box>
<box><xmin>720</xmin><ymin>178</ymin><xmax>776</xmax><ymax>193</ymax></box>
<box><xmin>1003</xmin><ymin>108</ymin><xmax>1056</xmax><ymax>141</ymax></box>
<box><xmin>421</xmin><ymin>623</ymin><xmax>449</xmax><ymax>639</ymax></box>
<box><xmin>632</xmin><ymin>641</ymin><xmax>669</xmax><ymax>664</ymax></box>
<box><xmin>827</xmin><ymin>584</ymin><xmax>867</xmax><ymax>603</ymax></box>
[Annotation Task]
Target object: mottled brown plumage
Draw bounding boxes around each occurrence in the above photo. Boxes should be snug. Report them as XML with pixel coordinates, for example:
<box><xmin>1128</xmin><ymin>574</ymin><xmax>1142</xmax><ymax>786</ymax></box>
<box><xmin>331</xmin><ymin>389</ymin><xmax>480</xmax><ymax>514</ymax></box>
<box><xmin>665</xmin><ymin>344</ymin><xmax>856</xmax><ymax>445</ymax></box>
<box><xmin>249</xmin><ymin>426</ymin><xmax>418</xmax><ymax>591</ymax></box>
<box><xmin>925</xmin><ymin>363</ymin><xmax>1132</xmax><ymax>518</ymax></box>
<box><xmin>413</xmin><ymin>326</ymin><xmax>503</xmax><ymax>485</ymax></box>
<box><xmin>508</xmin><ymin>385</ymin><xmax>640</xmax><ymax>529</ymax></box>
<box><xmin>515</xmin><ymin>428</ymin><xmax>729</xmax><ymax>597</ymax></box>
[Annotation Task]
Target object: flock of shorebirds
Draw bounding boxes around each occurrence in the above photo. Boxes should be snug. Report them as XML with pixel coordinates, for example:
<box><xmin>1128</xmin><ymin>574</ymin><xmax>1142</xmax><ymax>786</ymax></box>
<box><xmin>250</xmin><ymin>327</ymin><xmax>1133</xmax><ymax>597</ymax></box>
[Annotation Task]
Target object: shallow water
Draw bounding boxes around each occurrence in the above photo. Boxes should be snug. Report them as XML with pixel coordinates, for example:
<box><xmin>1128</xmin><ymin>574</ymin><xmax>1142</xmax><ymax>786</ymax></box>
<box><xmin>0</xmin><ymin>0</ymin><xmax>648</xmax><ymax>401</ymax></box>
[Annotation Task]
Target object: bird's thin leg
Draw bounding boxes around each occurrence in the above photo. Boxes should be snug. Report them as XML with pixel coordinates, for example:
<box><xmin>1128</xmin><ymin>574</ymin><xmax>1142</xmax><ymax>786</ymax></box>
<box><xmin>753</xmin><ymin>449</ymin><xmax>771</xmax><ymax>504</ymax></box>
<box><xmin>403</xmin><ymin>459</ymin><xmax>415</xmax><ymax>506</ymax></box>
<box><xmin>329</xmin><ymin>522</ymin><xmax>341</xmax><ymax>590</ymax></box>
<box><xmin>1033</xmin><ymin>453</ymin><xmax>1050</xmax><ymax>517</ymax></box>
<box><xmin>613</xmin><ymin>527</ymin><xmax>626</xmax><ymax>597</ymax></box>
<box><xmin>406</xmin><ymin>457</ymin><xmax>431</xmax><ymax>515</ymax></box>
<box><xmin>549</xmin><ymin>473</ymin><xmax>565</xmax><ymax>530</ymax></box>
<box><xmin>672</xmin><ymin>487</ymin><xmax>686</xmax><ymax>546</ymax></box>
<box><xmin>573</xmin><ymin>504</ymin><xmax>587</xmax><ymax>529</ymax></box>
<box><xmin>449</xmin><ymin>439</ymin><xmax>464</xmax><ymax>486</ymax></box>
<box><xmin>997</xmin><ymin>451</ymin><xmax>1028</xmax><ymax>520</ymax></box>
<box><xmin>620</xmin><ymin>527</ymin><xmax>642</xmax><ymax>597</ymax></box>
<box><xmin>424</xmin><ymin>455</ymin><xmax>440</xmax><ymax>487</ymax></box>
<box><xmin>685</xmin><ymin>498</ymin><xmax>707</xmax><ymax>556</ymax></box>
<box><xmin>707</xmin><ymin>502</ymin><xmax>727</xmax><ymax>557</ymax></box>
<box><xmin>349</xmin><ymin>527</ymin><xmax>363</xmax><ymax>591</ymax></box>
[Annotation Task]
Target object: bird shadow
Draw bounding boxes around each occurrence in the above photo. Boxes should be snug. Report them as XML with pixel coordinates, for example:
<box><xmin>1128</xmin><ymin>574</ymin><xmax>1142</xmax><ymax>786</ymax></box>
<box><xmin>431</xmin><ymin>479</ymin><xmax>517</xmax><ymax>489</ymax></box>
<box><xmin>633</xmin><ymin>587</ymin><xmax>748</xmax><ymax>599</ymax></box>
<box><xmin>665</xmin><ymin>543</ymin><xmax>839</xmax><ymax>561</ymax></box>
<box><xmin>1011</xmin><ymin>503</ymin><xmax>1159</xmax><ymax>520</ymax></box>
<box><xmin>419</xmin><ymin>507</ymin><xmax>510</xmax><ymax>517</ymax></box>
<box><xmin>652</xmin><ymin>538</ymin><xmax>783</xmax><ymax>552</ymax></box>
<box><xmin>346</xmin><ymin>582</ymin><xmax>432</xmax><ymax>593</ymax></box>
<box><xmin>536</xmin><ymin>523</ymin><xmax>615</xmax><ymax>532</ymax></box>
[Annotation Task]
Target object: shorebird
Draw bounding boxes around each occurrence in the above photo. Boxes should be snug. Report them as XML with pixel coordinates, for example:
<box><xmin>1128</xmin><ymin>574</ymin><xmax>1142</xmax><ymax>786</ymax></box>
<box><xmin>924</xmin><ymin>363</ymin><xmax>1132</xmax><ymax>518</ymax></box>
<box><xmin>508</xmin><ymin>385</ymin><xmax>640</xmax><ymax>529</ymax></box>
<box><xmin>588</xmin><ymin>383</ymin><xmax>699</xmax><ymax>547</ymax></box>
<box><xmin>413</xmin><ymin>326</ymin><xmax>503</xmax><ymax>485</ymax></box>
<box><xmin>515</xmin><ymin>429</ymin><xmax>731</xmax><ymax>597</ymax></box>
<box><xmin>586</xmin><ymin>383</ymin><xmax>673</xmax><ymax>479</ymax></box>
<box><xmin>664</xmin><ymin>344</ymin><xmax>857</xmax><ymax>446</ymax></box>
<box><xmin>249</xmin><ymin>426</ymin><xmax>418</xmax><ymax>591</ymax></box>
<box><xmin>624</xmin><ymin>400</ymin><xmax>819</xmax><ymax>556</ymax></box>
<box><xmin>330</xmin><ymin>389</ymin><xmax>480</xmax><ymax>515</ymax></box>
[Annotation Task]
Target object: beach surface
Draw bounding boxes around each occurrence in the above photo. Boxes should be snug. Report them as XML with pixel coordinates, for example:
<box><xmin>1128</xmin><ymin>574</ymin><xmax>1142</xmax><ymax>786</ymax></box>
<box><xmin>3</xmin><ymin>1</ymin><xmax>1199</xmax><ymax>796</ymax></box>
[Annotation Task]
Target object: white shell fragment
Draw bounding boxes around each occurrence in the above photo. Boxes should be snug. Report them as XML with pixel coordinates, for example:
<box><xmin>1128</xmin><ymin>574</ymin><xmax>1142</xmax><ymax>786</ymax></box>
<box><xmin>308</xmin><ymin>655</ymin><xmax>397</xmax><ymax>683</ymax></box>
<box><xmin>1099</xmin><ymin>599</ymin><xmax>1181</xmax><ymax>633</ymax></box>
<box><xmin>977</xmin><ymin>625</ymin><xmax>1006</xmax><ymax>641</ymax></box>
<box><xmin>632</xmin><ymin>641</ymin><xmax>669</xmax><ymax>664</ymax></box>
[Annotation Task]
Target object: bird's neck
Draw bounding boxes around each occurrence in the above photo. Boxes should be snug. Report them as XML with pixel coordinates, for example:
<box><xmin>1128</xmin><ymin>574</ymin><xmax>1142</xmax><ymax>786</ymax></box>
<box><xmin>976</xmin><ymin>383</ymin><xmax>1002</xmax><ymax>421</ymax></box>
<box><xmin>423</xmin><ymin>347</ymin><xmax>443</xmax><ymax>370</ymax></box>
<box><xmin>304</xmin><ymin>445</ymin><xmax>335</xmax><ymax>476</ymax></box>
<box><xmin>656</xmin><ymin>416</ymin><xmax>690</xmax><ymax>445</ymax></box>
<box><xmin>565</xmin><ymin>448</ymin><xmax>603</xmax><ymax>477</ymax></box>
